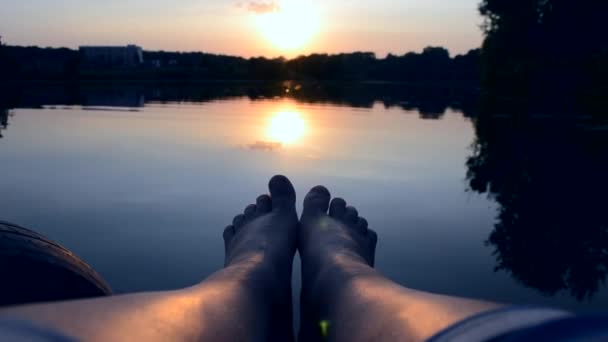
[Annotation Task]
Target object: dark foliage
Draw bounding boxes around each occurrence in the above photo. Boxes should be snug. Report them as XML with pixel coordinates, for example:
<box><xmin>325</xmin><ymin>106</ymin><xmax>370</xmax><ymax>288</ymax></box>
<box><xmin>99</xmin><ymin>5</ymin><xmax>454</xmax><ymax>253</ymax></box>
<box><xmin>0</xmin><ymin>45</ymin><xmax>79</xmax><ymax>81</ymax></box>
<box><xmin>0</xmin><ymin>37</ymin><xmax>18</xmax><ymax>81</ymax></box>
<box><xmin>479</xmin><ymin>0</ymin><xmax>608</xmax><ymax>116</ymax></box>
<box><xmin>0</xmin><ymin>45</ymin><xmax>481</xmax><ymax>83</ymax></box>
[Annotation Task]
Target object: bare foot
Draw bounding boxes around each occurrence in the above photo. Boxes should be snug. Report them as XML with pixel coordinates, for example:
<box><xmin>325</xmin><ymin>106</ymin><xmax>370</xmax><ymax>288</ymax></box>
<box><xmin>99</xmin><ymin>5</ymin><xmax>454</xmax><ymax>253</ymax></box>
<box><xmin>298</xmin><ymin>185</ymin><xmax>377</xmax><ymax>341</ymax></box>
<box><xmin>222</xmin><ymin>175</ymin><xmax>299</xmax><ymax>341</ymax></box>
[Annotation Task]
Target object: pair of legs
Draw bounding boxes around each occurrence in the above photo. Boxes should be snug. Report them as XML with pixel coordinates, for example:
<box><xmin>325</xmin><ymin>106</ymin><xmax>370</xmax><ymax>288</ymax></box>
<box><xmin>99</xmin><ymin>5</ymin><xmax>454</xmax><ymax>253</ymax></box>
<box><xmin>0</xmin><ymin>176</ymin><xmax>499</xmax><ymax>341</ymax></box>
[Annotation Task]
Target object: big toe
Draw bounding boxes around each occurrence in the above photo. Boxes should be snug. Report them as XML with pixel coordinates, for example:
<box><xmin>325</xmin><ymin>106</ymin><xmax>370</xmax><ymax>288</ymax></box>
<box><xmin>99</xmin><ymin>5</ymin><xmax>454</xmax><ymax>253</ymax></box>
<box><xmin>269</xmin><ymin>175</ymin><xmax>296</xmax><ymax>210</ymax></box>
<box><xmin>303</xmin><ymin>185</ymin><xmax>331</xmax><ymax>215</ymax></box>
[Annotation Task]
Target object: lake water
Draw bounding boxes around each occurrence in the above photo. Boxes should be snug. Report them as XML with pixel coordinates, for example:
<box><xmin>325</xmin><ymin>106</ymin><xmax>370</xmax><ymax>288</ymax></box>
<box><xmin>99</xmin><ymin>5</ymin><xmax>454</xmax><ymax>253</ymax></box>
<box><xmin>1</xmin><ymin>84</ymin><xmax>607</xmax><ymax>314</ymax></box>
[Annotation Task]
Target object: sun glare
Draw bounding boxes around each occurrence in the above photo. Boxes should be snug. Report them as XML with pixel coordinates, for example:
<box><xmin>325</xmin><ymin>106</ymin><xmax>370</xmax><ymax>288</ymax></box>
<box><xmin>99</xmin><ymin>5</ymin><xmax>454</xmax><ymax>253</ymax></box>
<box><xmin>255</xmin><ymin>0</ymin><xmax>320</xmax><ymax>51</ymax></box>
<box><xmin>267</xmin><ymin>111</ymin><xmax>306</xmax><ymax>145</ymax></box>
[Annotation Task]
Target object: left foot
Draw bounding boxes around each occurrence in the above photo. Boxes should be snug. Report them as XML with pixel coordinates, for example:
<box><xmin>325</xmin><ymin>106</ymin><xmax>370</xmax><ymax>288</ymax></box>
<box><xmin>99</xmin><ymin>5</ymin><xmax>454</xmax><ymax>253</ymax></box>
<box><xmin>221</xmin><ymin>175</ymin><xmax>299</xmax><ymax>341</ymax></box>
<box><xmin>223</xmin><ymin>175</ymin><xmax>299</xmax><ymax>277</ymax></box>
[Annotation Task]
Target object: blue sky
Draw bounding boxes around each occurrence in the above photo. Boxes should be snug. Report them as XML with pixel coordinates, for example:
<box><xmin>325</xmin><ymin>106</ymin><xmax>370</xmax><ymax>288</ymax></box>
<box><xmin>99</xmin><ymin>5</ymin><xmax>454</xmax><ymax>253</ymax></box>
<box><xmin>0</xmin><ymin>0</ymin><xmax>484</xmax><ymax>57</ymax></box>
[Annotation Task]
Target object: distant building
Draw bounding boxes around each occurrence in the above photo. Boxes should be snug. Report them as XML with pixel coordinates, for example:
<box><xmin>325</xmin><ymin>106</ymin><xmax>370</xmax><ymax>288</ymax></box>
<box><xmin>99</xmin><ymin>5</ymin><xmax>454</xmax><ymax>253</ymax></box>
<box><xmin>79</xmin><ymin>45</ymin><xmax>144</xmax><ymax>68</ymax></box>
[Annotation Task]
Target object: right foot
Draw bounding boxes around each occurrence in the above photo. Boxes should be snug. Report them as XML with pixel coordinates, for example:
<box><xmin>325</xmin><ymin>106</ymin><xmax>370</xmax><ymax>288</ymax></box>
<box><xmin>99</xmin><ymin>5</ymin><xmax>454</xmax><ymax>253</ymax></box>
<box><xmin>298</xmin><ymin>185</ymin><xmax>378</xmax><ymax>340</ymax></box>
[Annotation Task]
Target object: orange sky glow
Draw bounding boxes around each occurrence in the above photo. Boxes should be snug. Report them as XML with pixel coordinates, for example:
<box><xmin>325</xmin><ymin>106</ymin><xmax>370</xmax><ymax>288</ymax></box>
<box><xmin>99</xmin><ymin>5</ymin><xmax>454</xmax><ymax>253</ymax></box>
<box><xmin>0</xmin><ymin>0</ymin><xmax>484</xmax><ymax>57</ymax></box>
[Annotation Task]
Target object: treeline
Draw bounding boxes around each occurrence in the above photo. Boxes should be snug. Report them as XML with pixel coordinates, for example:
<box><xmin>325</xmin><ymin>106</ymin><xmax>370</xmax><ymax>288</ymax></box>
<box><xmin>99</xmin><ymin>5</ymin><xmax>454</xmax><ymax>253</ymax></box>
<box><xmin>0</xmin><ymin>43</ymin><xmax>480</xmax><ymax>83</ymax></box>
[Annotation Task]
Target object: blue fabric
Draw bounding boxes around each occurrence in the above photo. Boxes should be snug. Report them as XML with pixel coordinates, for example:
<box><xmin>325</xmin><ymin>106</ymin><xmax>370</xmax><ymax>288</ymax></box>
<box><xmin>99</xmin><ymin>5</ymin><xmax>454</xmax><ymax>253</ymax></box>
<box><xmin>428</xmin><ymin>306</ymin><xmax>608</xmax><ymax>342</ymax></box>
<box><xmin>495</xmin><ymin>315</ymin><xmax>608</xmax><ymax>342</ymax></box>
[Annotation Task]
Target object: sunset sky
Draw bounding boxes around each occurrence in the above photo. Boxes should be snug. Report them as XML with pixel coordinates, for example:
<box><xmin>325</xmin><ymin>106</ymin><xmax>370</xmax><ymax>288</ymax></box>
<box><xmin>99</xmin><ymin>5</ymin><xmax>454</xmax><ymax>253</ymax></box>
<box><xmin>0</xmin><ymin>0</ymin><xmax>483</xmax><ymax>58</ymax></box>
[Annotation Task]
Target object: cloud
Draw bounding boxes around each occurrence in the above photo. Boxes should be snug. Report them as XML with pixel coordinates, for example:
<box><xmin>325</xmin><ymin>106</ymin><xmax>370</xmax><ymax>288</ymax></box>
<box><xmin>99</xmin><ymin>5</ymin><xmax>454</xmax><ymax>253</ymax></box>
<box><xmin>247</xmin><ymin>141</ymin><xmax>283</xmax><ymax>151</ymax></box>
<box><xmin>237</xmin><ymin>1</ymin><xmax>281</xmax><ymax>14</ymax></box>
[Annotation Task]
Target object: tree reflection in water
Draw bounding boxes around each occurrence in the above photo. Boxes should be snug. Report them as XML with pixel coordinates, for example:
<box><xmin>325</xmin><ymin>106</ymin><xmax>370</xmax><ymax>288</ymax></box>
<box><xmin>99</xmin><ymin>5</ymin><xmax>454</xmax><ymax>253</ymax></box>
<box><xmin>0</xmin><ymin>108</ymin><xmax>11</xmax><ymax>139</ymax></box>
<box><xmin>467</xmin><ymin>114</ymin><xmax>608</xmax><ymax>300</ymax></box>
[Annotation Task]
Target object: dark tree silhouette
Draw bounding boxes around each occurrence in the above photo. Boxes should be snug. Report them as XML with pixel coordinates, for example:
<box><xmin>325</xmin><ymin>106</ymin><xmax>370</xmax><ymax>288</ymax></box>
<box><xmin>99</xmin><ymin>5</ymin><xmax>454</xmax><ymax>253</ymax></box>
<box><xmin>467</xmin><ymin>113</ymin><xmax>608</xmax><ymax>300</ymax></box>
<box><xmin>0</xmin><ymin>36</ymin><xmax>17</xmax><ymax>81</ymax></box>
<box><xmin>0</xmin><ymin>45</ymin><xmax>78</xmax><ymax>81</ymax></box>
<box><xmin>479</xmin><ymin>0</ymin><xmax>608</xmax><ymax>117</ymax></box>
<box><xmin>0</xmin><ymin>44</ymin><xmax>481</xmax><ymax>83</ymax></box>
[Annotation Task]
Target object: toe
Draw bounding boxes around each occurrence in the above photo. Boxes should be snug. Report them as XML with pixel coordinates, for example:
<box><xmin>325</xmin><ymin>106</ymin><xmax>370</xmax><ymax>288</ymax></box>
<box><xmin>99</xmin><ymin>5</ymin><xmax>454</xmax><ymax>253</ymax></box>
<box><xmin>256</xmin><ymin>194</ymin><xmax>272</xmax><ymax>213</ymax></box>
<box><xmin>344</xmin><ymin>206</ymin><xmax>359</xmax><ymax>225</ymax></box>
<box><xmin>329</xmin><ymin>198</ymin><xmax>347</xmax><ymax>218</ymax></box>
<box><xmin>368</xmin><ymin>229</ymin><xmax>378</xmax><ymax>247</ymax></box>
<box><xmin>223</xmin><ymin>225</ymin><xmax>235</xmax><ymax>243</ymax></box>
<box><xmin>368</xmin><ymin>229</ymin><xmax>378</xmax><ymax>267</ymax></box>
<box><xmin>232</xmin><ymin>214</ymin><xmax>246</xmax><ymax>231</ymax></box>
<box><xmin>356</xmin><ymin>217</ymin><xmax>368</xmax><ymax>234</ymax></box>
<box><xmin>303</xmin><ymin>185</ymin><xmax>331</xmax><ymax>214</ymax></box>
<box><xmin>269</xmin><ymin>175</ymin><xmax>296</xmax><ymax>210</ymax></box>
<box><xmin>244</xmin><ymin>204</ymin><xmax>257</xmax><ymax>219</ymax></box>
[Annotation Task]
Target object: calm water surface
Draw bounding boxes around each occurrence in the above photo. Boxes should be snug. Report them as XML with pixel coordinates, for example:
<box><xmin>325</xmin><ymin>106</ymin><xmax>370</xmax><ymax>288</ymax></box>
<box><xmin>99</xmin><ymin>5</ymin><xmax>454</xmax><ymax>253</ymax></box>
<box><xmin>1</xmin><ymin>85</ymin><xmax>607</xmax><ymax>314</ymax></box>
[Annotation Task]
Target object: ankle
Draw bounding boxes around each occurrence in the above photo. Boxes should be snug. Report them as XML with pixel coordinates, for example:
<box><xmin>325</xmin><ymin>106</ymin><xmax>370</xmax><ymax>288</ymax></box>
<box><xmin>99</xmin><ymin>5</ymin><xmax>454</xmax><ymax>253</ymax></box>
<box><xmin>304</xmin><ymin>250</ymin><xmax>375</xmax><ymax>303</ymax></box>
<box><xmin>217</xmin><ymin>260</ymin><xmax>293</xmax><ymax>301</ymax></box>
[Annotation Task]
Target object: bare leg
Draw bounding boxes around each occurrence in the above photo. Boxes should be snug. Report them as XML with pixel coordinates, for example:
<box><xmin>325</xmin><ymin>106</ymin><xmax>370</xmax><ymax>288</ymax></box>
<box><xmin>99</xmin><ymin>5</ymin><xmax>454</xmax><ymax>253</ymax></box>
<box><xmin>0</xmin><ymin>175</ymin><xmax>299</xmax><ymax>342</ymax></box>
<box><xmin>298</xmin><ymin>185</ymin><xmax>502</xmax><ymax>342</ymax></box>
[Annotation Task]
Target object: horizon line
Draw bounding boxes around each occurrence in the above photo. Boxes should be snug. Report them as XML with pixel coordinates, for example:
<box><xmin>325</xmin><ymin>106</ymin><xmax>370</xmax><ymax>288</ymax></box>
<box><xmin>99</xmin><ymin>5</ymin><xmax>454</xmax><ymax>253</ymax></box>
<box><xmin>2</xmin><ymin>43</ymin><xmax>481</xmax><ymax>59</ymax></box>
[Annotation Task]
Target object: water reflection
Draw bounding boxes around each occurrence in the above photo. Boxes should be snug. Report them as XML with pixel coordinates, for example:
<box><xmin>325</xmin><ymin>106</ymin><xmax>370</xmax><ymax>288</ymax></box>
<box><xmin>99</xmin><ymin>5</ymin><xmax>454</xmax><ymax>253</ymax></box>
<box><xmin>266</xmin><ymin>110</ymin><xmax>307</xmax><ymax>145</ymax></box>
<box><xmin>467</xmin><ymin>114</ymin><xmax>608</xmax><ymax>300</ymax></box>
<box><xmin>2</xmin><ymin>83</ymin><xmax>608</xmax><ymax>307</ymax></box>
<box><xmin>0</xmin><ymin>83</ymin><xmax>478</xmax><ymax>119</ymax></box>
<box><xmin>81</xmin><ymin>87</ymin><xmax>145</xmax><ymax>108</ymax></box>
<box><xmin>0</xmin><ymin>108</ymin><xmax>10</xmax><ymax>139</ymax></box>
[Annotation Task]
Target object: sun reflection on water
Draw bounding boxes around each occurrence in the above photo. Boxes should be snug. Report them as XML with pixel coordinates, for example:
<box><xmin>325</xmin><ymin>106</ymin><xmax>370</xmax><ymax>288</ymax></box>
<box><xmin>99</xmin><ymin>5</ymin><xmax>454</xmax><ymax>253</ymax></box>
<box><xmin>266</xmin><ymin>110</ymin><xmax>307</xmax><ymax>145</ymax></box>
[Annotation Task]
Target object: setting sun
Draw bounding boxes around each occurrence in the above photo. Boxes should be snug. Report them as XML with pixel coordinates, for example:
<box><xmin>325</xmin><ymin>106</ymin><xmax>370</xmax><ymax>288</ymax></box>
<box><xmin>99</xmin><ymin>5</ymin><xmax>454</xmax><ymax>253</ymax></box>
<box><xmin>255</xmin><ymin>0</ymin><xmax>320</xmax><ymax>51</ymax></box>
<box><xmin>267</xmin><ymin>110</ymin><xmax>306</xmax><ymax>145</ymax></box>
